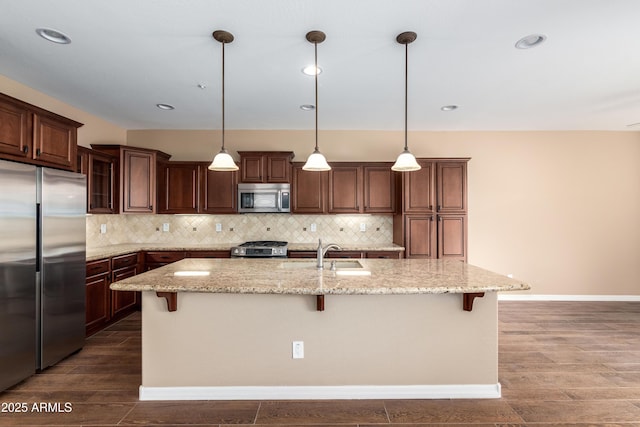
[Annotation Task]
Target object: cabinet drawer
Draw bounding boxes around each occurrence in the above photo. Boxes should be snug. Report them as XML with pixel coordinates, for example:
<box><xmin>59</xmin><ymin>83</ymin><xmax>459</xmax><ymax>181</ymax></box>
<box><xmin>86</xmin><ymin>259</ymin><xmax>110</xmax><ymax>277</ymax></box>
<box><xmin>111</xmin><ymin>253</ymin><xmax>138</xmax><ymax>270</ymax></box>
<box><xmin>144</xmin><ymin>251</ymin><xmax>186</xmax><ymax>263</ymax></box>
<box><xmin>365</xmin><ymin>251</ymin><xmax>403</xmax><ymax>259</ymax></box>
<box><xmin>287</xmin><ymin>251</ymin><xmax>317</xmax><ymax>258</ymax></box>
<box><xmin>186</xmin><ymin>250</ymin><xmax>231</xmax><ymax>258</ymax></box>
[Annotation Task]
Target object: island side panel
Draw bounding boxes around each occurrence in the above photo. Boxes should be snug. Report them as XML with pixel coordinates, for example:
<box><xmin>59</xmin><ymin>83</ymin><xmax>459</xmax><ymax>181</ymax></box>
<box><xmin>141</xmin><ymin>291</ymin><xmax>498</xmax><ymax>389</ymax></box>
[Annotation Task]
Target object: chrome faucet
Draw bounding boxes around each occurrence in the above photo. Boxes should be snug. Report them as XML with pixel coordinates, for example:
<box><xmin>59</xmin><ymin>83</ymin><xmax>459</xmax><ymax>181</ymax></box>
<box><xmin>316</xmin><ymin>238</ymin><xmax>343</xmax><ymax>269</ymax></box>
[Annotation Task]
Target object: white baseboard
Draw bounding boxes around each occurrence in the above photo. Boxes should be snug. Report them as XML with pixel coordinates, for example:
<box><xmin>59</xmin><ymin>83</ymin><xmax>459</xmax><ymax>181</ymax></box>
<box><xmin>499</xmin><ymin>294</ymin><xmax>640</xmax><ymax>302</ymax></box>
<box><xmin>139</xmin><ymin>383</ymin><xmax>501</xmax><ymax>401</ymax></box>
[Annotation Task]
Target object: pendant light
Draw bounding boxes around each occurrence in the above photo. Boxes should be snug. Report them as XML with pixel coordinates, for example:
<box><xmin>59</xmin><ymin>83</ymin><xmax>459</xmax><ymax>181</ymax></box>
<box><xmin>391</xmin><ymin>31</ymin><xmax>421</xmax><ymax>172</ymax></box>
<box><xmin>208</xmin><ymin>30</ymin><xmax>239</xmax><ymax>171</ymax></box>
<box><xmin>302</xmin><ymin>30</ymin><xmax>331</xmax><ymax>171</ymax></box>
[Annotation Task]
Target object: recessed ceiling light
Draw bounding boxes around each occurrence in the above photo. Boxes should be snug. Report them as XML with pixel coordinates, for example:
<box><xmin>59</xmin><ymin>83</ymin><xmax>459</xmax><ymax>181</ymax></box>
<box><xmin>515</xmin><ymin>34</ymin><xmax>546</xmax><ymax>49</ymax></box>
<box><xmin>300</xmin><ymin>104</ymin><xmax>315</xmax><ymax>111</ymax></box>
<box><xmin>35</xmin><ymin>28</ymin><xmax>71</xmax><ymax>44</ymax></box>
<box><xmin>441</xmin><ymin>105</ymin><xmax>458</xmax><ymax>111</ymax></box>
<box><xmin>302</xmin><ymin>65</ymin><xmax>322</xmax><ymax>76</ymax></box>
<box><xmin>156</xmin><ymin>103</ymin><xmax>175</xmax><ymax>110</ymax></box>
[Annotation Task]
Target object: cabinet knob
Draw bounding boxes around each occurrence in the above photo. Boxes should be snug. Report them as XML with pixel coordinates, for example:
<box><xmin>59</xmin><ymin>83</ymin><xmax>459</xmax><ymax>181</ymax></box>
<box><xmin>36</xmin><ymin>148</ymin><xmax>41</xmax><ymax>157</ymax></box>
<box><xmin>22</xmin><ymin>146</ymin><xmax>29</xmax><ymax>154</ymax></box>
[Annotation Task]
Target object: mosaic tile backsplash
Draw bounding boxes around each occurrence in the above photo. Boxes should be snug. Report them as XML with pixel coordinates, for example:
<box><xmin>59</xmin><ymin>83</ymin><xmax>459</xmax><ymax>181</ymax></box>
<box><xmin>86</xmin><ymin>214</ymin><xmax>393</xmax><ymax>248</ymax></box>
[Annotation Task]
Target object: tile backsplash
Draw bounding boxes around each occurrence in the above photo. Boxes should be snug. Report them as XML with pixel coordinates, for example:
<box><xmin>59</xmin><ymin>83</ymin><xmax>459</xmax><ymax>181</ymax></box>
<box><xmin>86</xmin><ymin>214</ymin><xmax>393</xmax><ymax>248</ymax></box>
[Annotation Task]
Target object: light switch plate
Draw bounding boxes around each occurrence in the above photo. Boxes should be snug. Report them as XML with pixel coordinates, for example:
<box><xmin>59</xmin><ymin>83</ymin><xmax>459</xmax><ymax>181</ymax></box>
<box><xmin>360</xmin><ymin>223</ymin><xmax>366</xmax><ymax>232</ymax></box>
<box><xmin>100</xmin><ymin>224</ymin><xmax>107</xmax><ymax>234</ymax></box>
<box><xmin>310</xmin><ymin>223</ymin><xmax>317</xmax><ymax>232</ymax></box>
<box><xmin>162</xmin><ymin>223</ymin><xmax>170</xmax><ymax>232</ymax></box>
<box><xmin>216</xmin><ymin>223</ymin><xmax>222</xmax><ymax>232</ymax></box>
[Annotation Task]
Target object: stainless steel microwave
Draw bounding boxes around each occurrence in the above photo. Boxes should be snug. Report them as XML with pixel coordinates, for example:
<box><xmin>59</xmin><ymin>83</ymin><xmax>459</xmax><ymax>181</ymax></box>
<box><xmin>237</xmin><ymin>183</ymin><xmax>290</xmax><ymax>213</ymax></box>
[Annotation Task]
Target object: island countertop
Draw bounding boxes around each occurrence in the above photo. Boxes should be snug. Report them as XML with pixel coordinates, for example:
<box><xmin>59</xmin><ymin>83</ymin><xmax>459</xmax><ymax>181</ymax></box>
<box><xmin>109</xmin><ymin>258</ymin><xmax>530</xmax><ymax>295</ymax></box>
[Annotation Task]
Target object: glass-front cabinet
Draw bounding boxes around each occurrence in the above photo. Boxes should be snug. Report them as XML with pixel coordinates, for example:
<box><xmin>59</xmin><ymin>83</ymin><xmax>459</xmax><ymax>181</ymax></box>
<box><xmin>77</xmin><ymin>146</ymin><xmax>116</xmax><ymax>213</ymax></box>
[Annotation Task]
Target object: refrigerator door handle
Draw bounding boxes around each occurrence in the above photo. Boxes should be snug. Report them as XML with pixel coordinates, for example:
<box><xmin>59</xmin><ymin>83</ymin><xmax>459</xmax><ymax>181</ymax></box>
<box><xmin>36</xmin><ymin>202</ymin><xmax>41</xmax><ymax>273</ymax></box>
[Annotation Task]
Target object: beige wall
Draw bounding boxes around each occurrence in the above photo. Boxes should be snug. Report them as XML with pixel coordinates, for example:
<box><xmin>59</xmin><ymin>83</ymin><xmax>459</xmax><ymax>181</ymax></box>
<box><xmin>0</xmin><ymin>74</ymin><xmax>126</xmax><ymax>147</ymax></box>
<box><xmin>129</xmin><ymin>129</ymin><xmax>640</xmax><ymax>296</ymax></box>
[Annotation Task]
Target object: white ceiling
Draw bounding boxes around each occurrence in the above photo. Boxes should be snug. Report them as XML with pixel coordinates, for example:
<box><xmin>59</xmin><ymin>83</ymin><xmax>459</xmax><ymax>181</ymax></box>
<box><xmin>1</xmin><ymin>0</ymin><xmax>640</xmax><ymax>131</ymax></box>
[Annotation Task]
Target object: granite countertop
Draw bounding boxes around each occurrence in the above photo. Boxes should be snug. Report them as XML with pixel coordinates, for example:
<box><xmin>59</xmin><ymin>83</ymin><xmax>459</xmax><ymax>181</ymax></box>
<box><xmin>86</xmin><ymin>242</ymin><xmax>404</xmax><ymax>261</ymax></box>
<box><xmin>109</xmin><ymin>258</ymin><xmax>530</xmax><ymax>295</ymax></box>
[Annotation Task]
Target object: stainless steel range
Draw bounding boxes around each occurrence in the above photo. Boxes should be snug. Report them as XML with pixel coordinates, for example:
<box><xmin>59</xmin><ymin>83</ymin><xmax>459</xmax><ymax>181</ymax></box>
<box><xmin>230</xmin><ymin>241</ymin><xmax>288</xmax><ymax>258</ymax></box>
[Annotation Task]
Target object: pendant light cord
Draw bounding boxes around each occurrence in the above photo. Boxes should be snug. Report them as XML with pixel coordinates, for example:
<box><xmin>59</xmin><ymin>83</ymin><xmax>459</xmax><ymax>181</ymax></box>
<box><xmin>221</xmin><ymin>40</ymin><xmax>226</xmax><ymax>151</ymax></box>
<box><xmin>314</xmin><ymin>40</ymin><xmax>319</xmax><ymax>152</ymax></box>
<box><xmin>404</xmin><ymin>42</ymin><xmax>408</xmax><ymax>152</ymax></box>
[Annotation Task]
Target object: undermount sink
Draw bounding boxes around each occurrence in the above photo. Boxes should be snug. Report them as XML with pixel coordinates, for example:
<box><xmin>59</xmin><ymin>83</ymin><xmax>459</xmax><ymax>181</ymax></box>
<box><xmin>278</xmin><ymin>260</ymin><xmax>370</xmax><ymax>275</ymax></box>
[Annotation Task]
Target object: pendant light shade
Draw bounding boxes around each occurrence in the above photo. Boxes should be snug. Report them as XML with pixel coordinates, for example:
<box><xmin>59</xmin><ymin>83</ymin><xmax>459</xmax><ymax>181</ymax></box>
<box><xmin>302</xmin><ymin>30</ymin><xmax>331</xmax><ymax>172</ymax></box>
<box><xmin>208</xmin><ymin>30</ymin><xmax>239</xmax><ymax>171</ymax></box>
<box><xmin>391</xmin><ymin>31</ymin><xmax>421</xmax><ymax>172</ymax></box>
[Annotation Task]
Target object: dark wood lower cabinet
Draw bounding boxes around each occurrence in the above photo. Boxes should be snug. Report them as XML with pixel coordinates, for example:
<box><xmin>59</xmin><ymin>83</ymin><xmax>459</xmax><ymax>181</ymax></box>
<box><xmin>85</xmin><ymin>253</ymin><xmax>141</xmax><ymax>337</ymax></box>
<box><xmin>85</xmin><ymin>271</ymin><xmax>110</xmax><ymax>337</ymax></box>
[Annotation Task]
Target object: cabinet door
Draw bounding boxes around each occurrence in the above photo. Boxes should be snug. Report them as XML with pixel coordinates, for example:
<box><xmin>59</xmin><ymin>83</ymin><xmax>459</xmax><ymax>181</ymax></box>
<box><xmin>266</xmin><ymin>155</ymin><xmax>291</xmax><ymax>182</ymax></box>
<box><xmin>111</xmin><ymin>267</ymin><xmax>138</xmax><ymax>318</ymax></box>
<box><xmin>437</xmin><ymin>214</ymin><xmax>467</xmax><ymax>261</ymax></box>
<box><xmin>437</xmin><ymin>161</ymin><xmax>467</xmax><ymax>213</ymax></box>
<box><xmin>33</xmin><ymin>113</ymin><xmax>76</xmax><ymax>170</ymax></box>
<box><xmin>85</xmin><ymin>273</ymin><xmax>110</xmax><ymax>336</ymax></box>
<box><xmin>201</xmin><ymin>167</ymin><xmax>238</xmax><ymax>213</ymax></box>
<box><xmin>158</xmin><ymin>162</ymin><xmax>199</xmax><ymax>214</ymax></box>
<box><xmin>121</xmin><ymin>149</ymin><xmax>155</xmax><ymax>213</ymax></box>
<box><xmin>0</xmin><ymin>97</ymin><xmax>31</xmax><ymax>160</ymax></box>
<box><xmin>241</xmin><ymin>155</ymin><xmax>264</xmax><ymax>182</ymax></box>
<box><xmin>329</xmin><ymin>165</ymin><xmax>361</xmax><ymax>213</ymax></box>
<box><xmin>88</xmin><ymin>152</ymin><xmax>115</xmax><ymax>213</ymax></box>
<box><xmin>405</xmin><ymin>214</ymin><xmax>436</xmax><ymax>258</ymax></box>
<box><xmin>363</xmin><ymin>165</ymin><xmax>395</xmax><ymax>213</ymax></box>
<box><xmin>326</xmin><ymin>251</ymin><xmax>363</xmax><ymax>259</ymax></box>
<box><xmin>292</xmin><ymin>165</ymin><xmax>327</xmax><ymax>213</ymax></box>
<box><xmin>404</xmin><ymin>160</ymin><xmax>435</xmax><ymax>213</ymax></box>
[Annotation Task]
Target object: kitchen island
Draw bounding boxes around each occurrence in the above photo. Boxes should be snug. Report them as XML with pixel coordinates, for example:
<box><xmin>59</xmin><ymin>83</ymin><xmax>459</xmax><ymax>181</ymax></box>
<box><xmin>110</xmin><ymin>258</ymin><xmax>529</xmax><ymax>401</ymax></box>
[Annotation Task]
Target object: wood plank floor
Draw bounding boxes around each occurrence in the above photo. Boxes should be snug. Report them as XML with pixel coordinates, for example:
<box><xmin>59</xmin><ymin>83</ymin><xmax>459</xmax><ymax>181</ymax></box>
<box><xmin>1</xmin><ymin>301</ymin><xmax>639</xmax><ymax>426</ymax></box>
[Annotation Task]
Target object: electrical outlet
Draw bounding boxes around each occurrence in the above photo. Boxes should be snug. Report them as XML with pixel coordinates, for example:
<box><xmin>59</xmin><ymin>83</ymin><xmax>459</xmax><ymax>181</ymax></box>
<box><xmin>310</xmin><ymin>223</ymin><xmax>317</xmax><ymax>232</ymax></box>
<box><xmin>360</xmin><ymin>223</ymin><xmax>366</xmax><ymax>232</ymax></box>
<box><xmin>292</xmin><ymin>341</ymin><xmax>304</xmax><ymax>359</ymax></box>
<box><xmin>100</xmin><ymin>224</ymin><xmax>107</xmax><ymax>234</ymax></box>
<box><xmin>162</xmin><ymin>223</ymin><xmax>170</xmax><ymax>232</ymax></box>
<box><xmin>216</xmin><ymin>223</ymin><xmax>222</xmax><ymax>232</ymax></box>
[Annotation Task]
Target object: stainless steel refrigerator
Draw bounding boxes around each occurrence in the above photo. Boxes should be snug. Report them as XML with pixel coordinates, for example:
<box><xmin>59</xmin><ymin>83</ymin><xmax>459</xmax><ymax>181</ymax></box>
<box><xmin>0</xmin><ymin>158</ymin><xmax>86</xmax><ymax>392</ymax></box>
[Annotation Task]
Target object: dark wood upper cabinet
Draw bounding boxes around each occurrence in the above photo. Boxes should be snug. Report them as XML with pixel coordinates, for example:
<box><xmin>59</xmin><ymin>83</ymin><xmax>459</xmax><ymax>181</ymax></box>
<box><xmin>329</xmin><ymin>164</ymin><xmax>361</xmax><ymax>213</ymax></box>
<box><xmin>401</xmin><ymin>160</ymin><xmax>435</xmax><ymax>213</ymax></box>
<box><xmin>156</xmin><ymin>161</ymin><xmax>237</xmax><ymax>214</ymax></box>
<box><xmin>78</xmin><ymin>146</ymin><xmax>117</xmax><ymax>214</ymax></box>
<box><xmin>291</xmin><ymin>163</ymin><xmax>327</xmax><ymax>213</ymax></box>
<box><xmin>157</xmin><ymin>162</ymin><xmax>199</xmax><ymax>214</ymax></box>
<box><xmin>0</xmin><ymin>92</ymin><xmax>82</xmax><ymax>171</ymax></box>
<box><xmin>238</xmin><ymin>151</ymin><xmax>293</xmax><ymax>183</ymax></box>
<box><xmin>201</xmin><ymin>166</ymin><xmax>238</xmax><ymax>214</ymax></box>
<box><xmin>437</xmin><ymin>161</ymin><xmax>467</xmax><ymax>213</ymax></box>
<box><xmin>363</xmin><ymin>164</ymin><xmax>395</xmax><ymax>213</ymax></box>
<box><xmin>91</xmin><ymin>145</ymin><xmax>171</xmax><ymax>214</ymax></box>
